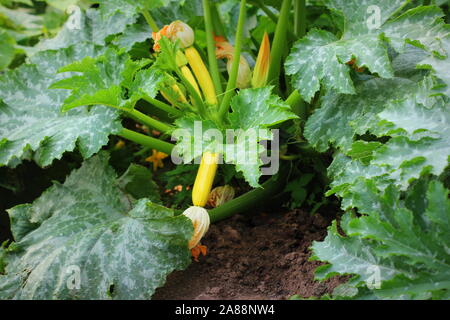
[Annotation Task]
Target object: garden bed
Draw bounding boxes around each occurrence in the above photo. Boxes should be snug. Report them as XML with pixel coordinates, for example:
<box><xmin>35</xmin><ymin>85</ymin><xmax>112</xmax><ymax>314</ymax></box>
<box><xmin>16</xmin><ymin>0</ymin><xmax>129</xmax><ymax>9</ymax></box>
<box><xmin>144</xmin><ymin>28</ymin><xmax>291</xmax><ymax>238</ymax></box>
<box><xmin>155</xmin><ymin>209</ymin><xmax>344</xmax><ymax>300</ymax></box>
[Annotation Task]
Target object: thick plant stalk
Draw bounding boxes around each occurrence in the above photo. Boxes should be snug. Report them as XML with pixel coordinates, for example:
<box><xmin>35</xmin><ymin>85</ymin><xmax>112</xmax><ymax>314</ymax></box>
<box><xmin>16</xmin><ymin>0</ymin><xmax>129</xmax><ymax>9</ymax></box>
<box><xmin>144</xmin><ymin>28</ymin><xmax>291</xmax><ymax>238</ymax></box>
<box><xmin>142</xmin><ymin>10</ymin><xmax>158</xmax><ymax>32</ymax></box>
<box><xmin>218</xmin><ymin>0</ymin><xmax>247</xmax><ymax>118</ymax></box>
<box><xmin>118</xmin><ymin>128</ymin><xmax>174</xmax><ymax>154</ymax></box>
<box><xmin>143</xmin><ymin>96</ymin><xmax>183</xmax><ymax>117</ymax></box>
<box><xmin>127</xmin><ymin>109</ymin><xmax>173</xmax><ymax>133</ymax></box>
<box><xmin>202</xmin><ymin>0</ymin><xmax>223</xmax><ymax>100</ymax></box>
<box><xmin>267</xmin><ymin>0</ymin><xmax>291</xmax><ymax>88</ymax></box>
<box><xmin>192</xmin><ymin>152</ymin><xmax>220</xmax><ymax>207</ymax></box>
<box><xmin>286</xmin><ymin>89</ymin><xmax>306</xmax><ymax>119</ymax></box>
<box><xmin>185</xmin><ymin>47</ymin><xmax>218</xmax><ymax>105</ymax></box>
<box><xmin>209</xmin><ymin>165</ymin><xmax>288</xmax><ymax>223</ymax></box>
<box><xmin>294</xmin><ymin>0</ymin><xmax>306</xmax><ymax>38</ymax></box>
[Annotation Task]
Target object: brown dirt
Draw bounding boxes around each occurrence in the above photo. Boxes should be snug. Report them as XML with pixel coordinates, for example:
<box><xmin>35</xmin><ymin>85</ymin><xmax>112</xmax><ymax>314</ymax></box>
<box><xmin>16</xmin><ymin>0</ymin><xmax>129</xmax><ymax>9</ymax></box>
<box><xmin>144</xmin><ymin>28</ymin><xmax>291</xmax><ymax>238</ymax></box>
<box><xmin>153</xmin><ymin>209</ymin><xmax>346</xmax><ymax>300</ymax></box>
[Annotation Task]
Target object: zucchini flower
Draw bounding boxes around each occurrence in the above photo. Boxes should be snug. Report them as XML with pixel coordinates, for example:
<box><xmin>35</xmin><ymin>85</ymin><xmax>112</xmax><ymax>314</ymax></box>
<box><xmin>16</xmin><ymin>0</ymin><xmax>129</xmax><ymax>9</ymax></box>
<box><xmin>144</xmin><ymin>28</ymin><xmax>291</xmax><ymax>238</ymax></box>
<box><xmin>145</xmin><ymin>149</ymin><xmax>169</xmax><ymax>171</ymax></box>
<box><xmin>182</xmin><ymin>206</ymin><xmax>210</xmax><ymax>261</ymax></box>
<box><xmin>251</xmin><ymin>32</ymin><xmax>271</xmax><ymax>88</ymax></box>
<box><xmin>207</xmin><ymin>185</ymin><xmax>235</xmax><ymax>208</ymax></box>
<box><xmin>152</xmin><ymin>20</ymin><xmax>194</xmax><ymax>52</ymax></box>
<box><xmin>152</xmin><ymin>25</ymin><xmax>169</xmax><ymax>52</ymax></box>
<box><xmin>215</xmin><ymin>36</ymin><xmax>251</xmax><ymax>89</ymax></box>
<box><xmin>167</xmin><ymin>20</ymin><xmax>195</xmax><ymax>48</ymax></box>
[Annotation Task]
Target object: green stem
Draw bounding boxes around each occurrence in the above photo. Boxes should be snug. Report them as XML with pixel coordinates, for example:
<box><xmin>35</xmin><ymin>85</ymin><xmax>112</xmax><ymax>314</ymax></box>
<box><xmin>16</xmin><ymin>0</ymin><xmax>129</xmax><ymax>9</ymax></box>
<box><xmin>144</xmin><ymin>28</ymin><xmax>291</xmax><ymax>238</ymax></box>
<box><xmin>211</xmin><ymin>3</ymin><xmax>226</xmax><ymax>37</ymax></box>
<box><xmin>256</xmin><ymin>0</ymin><xmax>278</xmax><ymax>23</ymax></box>
<box><xmin>218</xmin><ymin>0</ymin><xmax>247</xmax><ymax>118</ymax></box>
<box><xmin>118</xmin><ymin>128</ymin><xmax>174</xmax><ymax>154</ymax></box>
<box><xmin>143</xmin><ymin>96</ymin><xmax>183</xmax><ymax>117</ymax></box>
<box><xmin>203</xmin><ymin>0</ymin><xmax>224</xmax><ymax>101</ymax></box>
<box><xmin>286</xmin><ymin>90</ymin><xmax>306</xmax><ymax>119</ymax></box>
<box><xmin>293</xmin><ymin>0</ymin><xmax>306</xmax><ymax>38</ymax></box>
<box><xmin>209</xmin><ymin>164</ymin><xmax>288</xmax><ymax>223</ymax></box>
<box><xmin>267</xmin><ymin>0</ymin><xmax>291</xmax><ymax>90</ymax></box>
<box><xmin>142</xmin><ymin>9</ymin><xmax>159</xmax><ymax>32</ymax></box>
<box><xmin>127</xmin><ymin>109</ymin><xmax>174</xmax><ymax>133</ymax></box>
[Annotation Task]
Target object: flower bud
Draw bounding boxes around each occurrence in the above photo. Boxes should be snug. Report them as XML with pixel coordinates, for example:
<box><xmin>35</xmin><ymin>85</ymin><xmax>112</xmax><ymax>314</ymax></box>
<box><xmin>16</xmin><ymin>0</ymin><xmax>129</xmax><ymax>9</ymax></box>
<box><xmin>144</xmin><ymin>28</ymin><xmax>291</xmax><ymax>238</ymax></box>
<box><xmin>167</xmin><ymin>20</ymin><xmax>195</xmax><ymax>48</ymax></box>
<box><xmin>207</xmin><ymin>185</ymin><xmax>235</xmax><ymax>208</ymax></box>
<box><xmin>252</xmin><ymin>32</ymin><xmax>271</xmax><ymax>88</ymax></box>
<box><xmin>215</xmin><ymin>36</ymin><xmax>251</xmax><ymax>89</ymax></box>
<box><xmin>182</xmin><ymin>206</ymin><xmax>210</xmax><ymax>249</ymax></box>
<box><xmin>228</xmin><ymin>56</ymin><xmax>251</xmax><ymax>89</ymax></box>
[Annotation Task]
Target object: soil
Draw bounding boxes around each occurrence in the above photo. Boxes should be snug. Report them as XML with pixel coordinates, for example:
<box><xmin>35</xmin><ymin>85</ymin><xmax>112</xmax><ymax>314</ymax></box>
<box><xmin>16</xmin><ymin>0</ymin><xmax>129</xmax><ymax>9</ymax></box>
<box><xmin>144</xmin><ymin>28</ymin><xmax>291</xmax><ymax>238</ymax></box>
<box><xmin>153</xmin><ymin>208</ymin><xmax>346</xmax><ymax>300</ymax></box>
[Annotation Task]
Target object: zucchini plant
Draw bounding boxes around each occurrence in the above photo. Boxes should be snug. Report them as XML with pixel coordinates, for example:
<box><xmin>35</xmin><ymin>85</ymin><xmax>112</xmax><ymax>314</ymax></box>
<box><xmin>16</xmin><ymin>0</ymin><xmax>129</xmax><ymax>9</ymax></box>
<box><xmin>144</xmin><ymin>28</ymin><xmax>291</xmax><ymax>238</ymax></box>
<box><xmin>0</xmin><ymin>0</ymin><xmax>449</xmax><ymax>300</ymax></box>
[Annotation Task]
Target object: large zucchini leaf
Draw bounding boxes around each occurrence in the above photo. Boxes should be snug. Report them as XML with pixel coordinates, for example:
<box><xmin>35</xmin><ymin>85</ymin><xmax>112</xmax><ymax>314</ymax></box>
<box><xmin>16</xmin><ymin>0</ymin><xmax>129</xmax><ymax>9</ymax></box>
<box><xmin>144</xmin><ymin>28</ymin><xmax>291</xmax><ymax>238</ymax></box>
<box><xmin>0</xmin><ymin>152</ymin><xmax>193</xmax><ymax>299</ymax></box>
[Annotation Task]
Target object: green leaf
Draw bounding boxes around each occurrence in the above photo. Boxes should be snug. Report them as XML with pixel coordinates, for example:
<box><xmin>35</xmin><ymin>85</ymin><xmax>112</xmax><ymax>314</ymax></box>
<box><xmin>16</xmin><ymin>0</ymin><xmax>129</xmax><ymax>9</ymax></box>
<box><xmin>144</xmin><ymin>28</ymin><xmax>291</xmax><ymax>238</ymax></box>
<box><xmin>173</xmin><ymin>87</ymin><xmax>297</xmax><ymax>187</ymax></box>
<box><xmin>226</xmin><ymin>87</ymin><xmax>298</xmax><ymax>187</ymax></box>
<box><xmin>35</xmin><ymin>8</ymin><xmax>136</xmax><ymax>52</ymax></box>
<box><xmin>112</xmin><ymin>18</ymin><xmax>152</xmax><ymax>51</ymax></box>
<box><xmin>304</xmin><ymin>77</ymin><xmax>418</xmax><ymax>153</ymax></box>
<box><xmin>0</xmin><ymin>30</ymin><xmax>15</xmax><ymax>70</ymax></box>
<box><xmin>286</xmin><ymin>2</ymin><xmax>447</xmax><ymax>102</ymax></box>
<box><xmin>0</xmin><ymin>152</ymin><xmax>193</xmax><ymax>299</ymax></box>
<box><xmin>311</xmin><ymin>221</ymin><xmax>402</xmax><ymax>283</ymax></box>
<box><xmin>313</xmin><ymin>179</ymin><xmax>450</xmax><ymax>299</ymax></box>
<box><xmin>371</xmin><ymin>98</ymin><xmax>450</xmax><ymax>189</ymax></box>
<box><xmin>419</xmin><ymin>35</ymin><xmax>450</xmax><ymax>98</ymax></box>
<box><xmin>97</xmin><ymin>0</ymin><xmax>176</xmax><ymax>17</ymax></box>
<box><xmin>0</xmin><ymin>44</ymin><xmax>122</xmax><ymax>167</ymax></box>
<box><xmin>116</xmin><ymin>163</ymin><xmax>161</xmax><ymax>203</ymax></box>
<box><xmin>347</xmin><ymin>141</ymin><xmax>382</xmax><ymax>164</ymax></box>
<box><xmin>51</xmin><ymin>48</ymin><xmax>160</xmax><ymax>111</ymax></box>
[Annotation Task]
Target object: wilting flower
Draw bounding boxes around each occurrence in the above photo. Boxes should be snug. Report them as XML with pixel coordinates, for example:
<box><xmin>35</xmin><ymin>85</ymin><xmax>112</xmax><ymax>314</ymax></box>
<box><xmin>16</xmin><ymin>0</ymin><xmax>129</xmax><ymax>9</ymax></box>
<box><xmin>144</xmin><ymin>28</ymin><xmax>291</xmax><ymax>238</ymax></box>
<box><xmin>152</xmin><ymin>20</ymin><xmax>194</xmax><ymax>52</ymax></box>
<box><xmin>182</xmin><ymin>206</ymin><xmax>210</xmax><ymax>261</ymax></box>
<box><xmin>252</xmin><ymin>32</ymin><xmax>271</xmax><ymax>88</ymax></box>
<box><xmin>207</xmin><ymin>185</ymin><xmax>235</xmax><ymax>208</ymax></box>
<box><xmin>215</xmin><ymin>36</ymin><xmax>252</xmax><ymax>89</ymax></box>
<box><xmin>114</xmin><ymin>140</ymin><xmax>125</xmax><ymax>150</ymax></box>
<box><xmin>145</xmin><ymin>149</ymin><xmax>169</xmax><ymax>171</ymax></box>
<box><xmin>167</xmin><ymin>20</ymin><xmax>194</xmax><ymax>48</ymax></box>
<box><xmin>152</xmin><ymin>25</ymin><xmax>169</xmax><ymax>52</ymax></box>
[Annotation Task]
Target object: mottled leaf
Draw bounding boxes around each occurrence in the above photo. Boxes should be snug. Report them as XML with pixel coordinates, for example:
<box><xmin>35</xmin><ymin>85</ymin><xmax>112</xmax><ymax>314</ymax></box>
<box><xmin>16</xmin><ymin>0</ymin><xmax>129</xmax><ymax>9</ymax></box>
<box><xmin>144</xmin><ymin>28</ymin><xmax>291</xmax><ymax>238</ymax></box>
<box><xmin>286</xmin><ymin>2</ymin><xmax>447</xmax><ymax>102</ymax></box>
<box><xmin>0</xmin><ymin>44</ymin><xmax>122</xmax><ymax>167</ymax></box>
<box><xmin>0</xmin><ymin>153</ymin><xmax>193</xmax><ymax>299</ymax></box>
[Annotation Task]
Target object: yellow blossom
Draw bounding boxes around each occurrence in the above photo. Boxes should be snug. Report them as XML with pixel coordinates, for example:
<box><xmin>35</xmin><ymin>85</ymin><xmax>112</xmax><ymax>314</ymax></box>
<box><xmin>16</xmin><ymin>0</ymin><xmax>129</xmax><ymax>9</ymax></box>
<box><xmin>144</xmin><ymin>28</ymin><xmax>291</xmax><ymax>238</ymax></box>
<box><xmin>145</xmin><ymin>149</ymin><xmax>169</xmax><ymax>171</ymax></box>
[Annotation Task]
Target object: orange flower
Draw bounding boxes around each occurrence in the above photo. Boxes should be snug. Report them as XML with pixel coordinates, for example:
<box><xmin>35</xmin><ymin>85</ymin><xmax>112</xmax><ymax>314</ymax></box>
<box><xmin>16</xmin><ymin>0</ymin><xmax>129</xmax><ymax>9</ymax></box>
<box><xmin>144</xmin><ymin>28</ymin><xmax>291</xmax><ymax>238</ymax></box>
<box><xmin>182</xmin><ymin>206</ymin><xmax>210</xmax><ymax>262</ymax></box>
<box><xmin>145</xmin><ymin>149</ymin><xmax>169</xmax><ymax>171</ymax></box>
<box><xmin>214</xmin><ymin>36</ymin><xmax>252</xmax><ymax>89</ymax></box>
<box><xmin>152</xmin><ymin>25</ymin><xmax>169</xmax><ymax>52</ymax></box>
<box><xmin>152</xmin><ymin>21</ymin><xmax>194</xmax><ymax>52</ymax></box>
<box><xmin>252</xmin><ymin>32</ymin><xmax>271</xmax><ymax>88</ymax></box>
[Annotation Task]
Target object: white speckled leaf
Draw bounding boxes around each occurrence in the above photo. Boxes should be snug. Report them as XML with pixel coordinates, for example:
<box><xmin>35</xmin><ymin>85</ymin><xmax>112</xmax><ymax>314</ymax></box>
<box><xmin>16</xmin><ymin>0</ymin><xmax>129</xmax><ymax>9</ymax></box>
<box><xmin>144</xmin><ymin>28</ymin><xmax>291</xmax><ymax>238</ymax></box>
<box><xmin>285</xmin><ymin>1</ymin><xmax>447</xmax><ymax>102</ymax></box>
<box><xmin>326</xmin><ymin>96</ymin><xmax>450</xmax><ymax>197</ymax></box>
<box><xmin>312</xmin><ymin>180</ymin><xmax>450</xmax><ymax>299</ymax></box>
<box><xmin>35</xmin><ymin>8</ymin><xmax>137</xmax><ymax>52</ymax></box>
<box><xmin>0</xmin><ymin>45</ymin><xmax>122</xmax><ymax>167</ymax></box>
<box><xmin>113</xmin><ymin>19</ymin><xmax>152</xmax><ymax>50</ymax></box>
<box><xmin>0</xmin><ymin>153</ymin><xmax>193</xmax><ymax>300</ymax></box>
<box><xmin>304</xmin><ymin>77</ymin><xmax>419</xmax><ymax>153</ymax></box>
<box><xmin>419</xmin><ymin>35</ymin><xmax>450</xmax><ymax>98</ymax></box>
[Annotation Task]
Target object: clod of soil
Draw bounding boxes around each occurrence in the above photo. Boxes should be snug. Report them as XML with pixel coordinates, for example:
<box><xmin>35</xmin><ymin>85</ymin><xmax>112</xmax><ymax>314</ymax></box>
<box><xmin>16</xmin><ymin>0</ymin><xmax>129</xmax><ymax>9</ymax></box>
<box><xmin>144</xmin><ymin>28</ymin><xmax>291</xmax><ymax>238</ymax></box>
<box><xmin>153</xmin><ymin>209</ymin><xmax>346</xmax><ymax>300</ymax></box>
